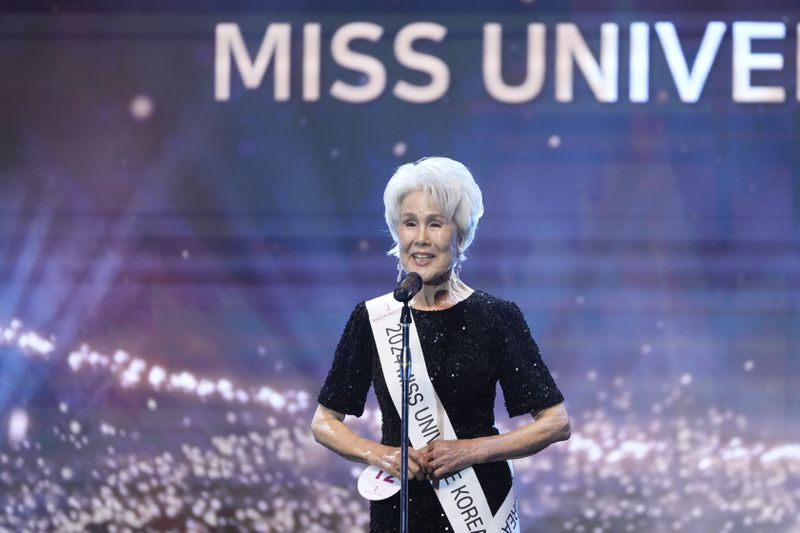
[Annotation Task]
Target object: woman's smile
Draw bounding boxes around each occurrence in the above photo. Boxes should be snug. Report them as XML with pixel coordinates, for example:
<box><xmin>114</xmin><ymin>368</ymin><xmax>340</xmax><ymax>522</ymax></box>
<box><xmin>411</xmin><ymin>253</ymin><xmax>435</xmax><ymax>266</ymax></box>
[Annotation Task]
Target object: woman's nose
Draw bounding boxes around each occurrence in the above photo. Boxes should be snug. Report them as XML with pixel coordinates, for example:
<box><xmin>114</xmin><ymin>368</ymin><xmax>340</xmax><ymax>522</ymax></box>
<box><xmin>414</xmin><ymin>226</ymin><xmax>429</xmax><ymax>245</ymax></box>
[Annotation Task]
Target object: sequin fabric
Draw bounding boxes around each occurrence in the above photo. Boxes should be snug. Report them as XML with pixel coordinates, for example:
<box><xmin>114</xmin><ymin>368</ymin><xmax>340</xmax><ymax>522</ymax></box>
<box><xmin>318</xmin><ymin>290</ymin><xmax>564</xmax><ymax>532</ymax></box>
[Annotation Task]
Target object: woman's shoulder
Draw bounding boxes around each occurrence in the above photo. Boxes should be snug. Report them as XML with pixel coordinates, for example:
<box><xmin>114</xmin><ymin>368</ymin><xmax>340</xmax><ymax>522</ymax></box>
<box><xmin>466</xmin><ymin>290</ymin><xmax>522</xmax><ymax>315</ymax></box>
<box><xmin>339</xmin><ymin>300</ymin><xmax>369</xmax><ymax>330</ymax></box>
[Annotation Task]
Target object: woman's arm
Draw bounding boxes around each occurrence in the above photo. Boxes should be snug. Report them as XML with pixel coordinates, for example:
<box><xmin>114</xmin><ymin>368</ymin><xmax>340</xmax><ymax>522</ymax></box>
<box><xmin>310</xmin><ymin>403</ymin><xmax>428</xmax><ymax>480</ymax></box>
<box><xmin>421</xmin><ymin>402</ymin><xmax>570</xmax><ymax>480</ymax></box>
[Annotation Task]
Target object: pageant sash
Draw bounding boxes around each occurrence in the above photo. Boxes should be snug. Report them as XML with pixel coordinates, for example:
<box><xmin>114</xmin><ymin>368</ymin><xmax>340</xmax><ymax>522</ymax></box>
<box><xmin>365</xmin><ymin>293</ymin><xmax>520</xmax><ymax>533</ymax></box>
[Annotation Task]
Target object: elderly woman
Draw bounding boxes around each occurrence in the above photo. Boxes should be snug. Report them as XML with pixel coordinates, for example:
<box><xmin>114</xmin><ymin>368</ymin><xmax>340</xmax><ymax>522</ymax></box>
<box><xmin>311</xmin><ymin>157</ymin><xmax>570</xmax><ymax>532</ymax></box>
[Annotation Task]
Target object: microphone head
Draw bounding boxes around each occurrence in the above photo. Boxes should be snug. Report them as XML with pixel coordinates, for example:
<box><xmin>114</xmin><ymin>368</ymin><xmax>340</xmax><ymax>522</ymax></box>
<box><xmin>393</xmin><ymin>272</ymin><xmax>422</xmax><ymax>302</ymax></box>
<box><xmin>405</xmin><ymin>272</ymin><xmax>422</xmax><ymax>291</ymax></box>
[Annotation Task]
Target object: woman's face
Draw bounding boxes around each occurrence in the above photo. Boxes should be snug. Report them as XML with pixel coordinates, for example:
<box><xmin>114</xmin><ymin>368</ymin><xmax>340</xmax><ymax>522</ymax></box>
<box><xmin>397</xmin><ymin>189</ymin><xmax>458</xmax><ymax>285</ymax></box>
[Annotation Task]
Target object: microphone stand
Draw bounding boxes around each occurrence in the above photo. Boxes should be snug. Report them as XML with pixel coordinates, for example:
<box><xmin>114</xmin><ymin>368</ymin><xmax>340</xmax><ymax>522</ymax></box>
<box><xmin>399</xmin><ymin>300</ymin><xmax>412</xmax><ymax>533</ymax></box>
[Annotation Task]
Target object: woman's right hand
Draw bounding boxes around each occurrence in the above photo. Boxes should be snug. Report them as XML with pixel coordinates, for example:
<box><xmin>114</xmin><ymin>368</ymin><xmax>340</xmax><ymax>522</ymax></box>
<box><xmin>370</xmin><ymin>444</ymin><xmax>429</xmax><ymax>481</ymax></box>
<box><xmin>310</xmin><ymin>405</ymin><xmax>429</xmax><ymax>481</ymax></box>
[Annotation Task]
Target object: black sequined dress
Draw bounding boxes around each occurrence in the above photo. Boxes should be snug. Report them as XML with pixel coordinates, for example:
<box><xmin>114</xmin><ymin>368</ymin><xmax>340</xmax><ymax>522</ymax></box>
<box><xmin>318</xmin><ymin>290</ymin><xmax>564</xmax><ymax>532</ymax></box>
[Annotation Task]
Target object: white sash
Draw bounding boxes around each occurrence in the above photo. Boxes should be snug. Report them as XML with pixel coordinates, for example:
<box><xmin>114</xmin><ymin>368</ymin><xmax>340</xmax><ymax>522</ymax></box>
<box><xmin>365</xmin><ymin>293</ymin><xmax>520</xmax><ymax>533</ymax></box>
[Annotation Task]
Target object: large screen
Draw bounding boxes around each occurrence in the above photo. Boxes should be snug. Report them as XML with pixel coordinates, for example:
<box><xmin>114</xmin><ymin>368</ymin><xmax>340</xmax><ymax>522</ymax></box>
<box><xmin>1</xmin><ymin>3</ymin><xmax>798</xmax><ymax>531</ymax></box>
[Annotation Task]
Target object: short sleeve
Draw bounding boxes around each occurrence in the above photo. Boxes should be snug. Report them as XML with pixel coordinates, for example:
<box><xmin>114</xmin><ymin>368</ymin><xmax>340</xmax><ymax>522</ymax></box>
<box><xmin>496</xmin><ymin>302</ymin><xmax>564</xmax><ymax>417</ymax></box>
<box><xmin>317</xmin><ymin>302</ymin><xmax>374</xmax><ymax>417</ymax></box>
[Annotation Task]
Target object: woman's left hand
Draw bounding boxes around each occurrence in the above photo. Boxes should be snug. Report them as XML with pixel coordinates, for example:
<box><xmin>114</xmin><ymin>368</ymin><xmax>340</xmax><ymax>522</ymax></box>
<box><xmin>420</xmin><ymin>439</ymin><xmax>477</xmax><ymax>480</ymax></box>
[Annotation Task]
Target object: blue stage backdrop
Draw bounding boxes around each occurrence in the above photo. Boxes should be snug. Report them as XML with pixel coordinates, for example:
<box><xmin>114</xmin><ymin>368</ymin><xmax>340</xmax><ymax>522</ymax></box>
<box><xmin>0</xmin><ymin>2</ymin><xmax>798</xmax><ymax>531</ymax></box>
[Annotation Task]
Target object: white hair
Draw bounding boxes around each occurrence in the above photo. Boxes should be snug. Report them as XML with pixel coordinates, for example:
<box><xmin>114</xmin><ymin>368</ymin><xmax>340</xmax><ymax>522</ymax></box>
<box><xmin>383</xmin><ymin>156</ymin><xmax>484</xmax><ymax>263</ymax></box>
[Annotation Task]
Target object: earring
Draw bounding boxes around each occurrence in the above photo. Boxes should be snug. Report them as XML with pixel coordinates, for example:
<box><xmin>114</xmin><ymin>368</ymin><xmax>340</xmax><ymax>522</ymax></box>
<box><xmin>453</xmin><ymin>258</ymin><xmax>462</xmax><ymax>278</ymax></box>
<box><xmin>396</xmin><ymin>258</ymin><xmax>404</xmax><ymax>282</ymax></box>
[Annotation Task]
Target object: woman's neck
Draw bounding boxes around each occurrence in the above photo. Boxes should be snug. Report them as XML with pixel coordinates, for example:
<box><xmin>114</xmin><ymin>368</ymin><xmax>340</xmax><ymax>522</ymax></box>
<box><xmin>411</xmin><ymin>274</ymin><xmax>473</xmax><ymax>311</ymax></box>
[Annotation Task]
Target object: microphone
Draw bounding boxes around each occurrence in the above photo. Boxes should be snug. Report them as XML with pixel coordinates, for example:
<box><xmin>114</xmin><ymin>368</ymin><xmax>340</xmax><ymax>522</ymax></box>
<box><xmin>393</xmin><ymin>272</ymin><xmax>422</xmax><ymax>303</ymax></box>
